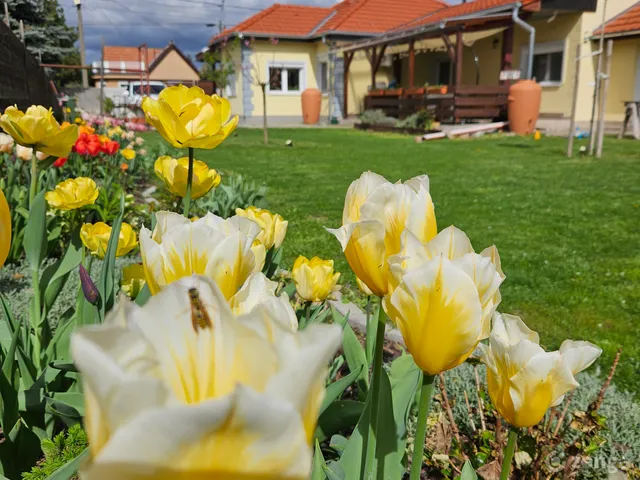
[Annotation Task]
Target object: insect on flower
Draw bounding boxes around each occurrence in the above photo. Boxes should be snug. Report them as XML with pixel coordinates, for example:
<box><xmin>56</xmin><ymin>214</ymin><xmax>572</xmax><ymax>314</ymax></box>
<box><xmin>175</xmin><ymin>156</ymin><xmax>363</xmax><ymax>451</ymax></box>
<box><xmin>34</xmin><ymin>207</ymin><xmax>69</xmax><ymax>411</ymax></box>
<box><xmin>188</xmin><ymin>287</ymin><xmax>212</xmax><ymax>332</ymax></box>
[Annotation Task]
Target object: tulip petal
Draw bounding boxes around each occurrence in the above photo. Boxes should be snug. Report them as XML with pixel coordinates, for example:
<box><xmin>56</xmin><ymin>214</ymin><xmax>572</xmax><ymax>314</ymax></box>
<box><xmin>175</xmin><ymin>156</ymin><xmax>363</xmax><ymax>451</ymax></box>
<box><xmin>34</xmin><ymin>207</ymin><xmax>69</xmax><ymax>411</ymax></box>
<box><xmin>342</xmin><ymin>171</ymin><xmax>388</xmax><ymax>224</ymax></box>
<box><xmin>404</xmin><ymin>174</ymin><xmax>430</xmax><ymax>193</ymax></box>
<box><xmin>559</xmin><ymin>340</ymin><xmax>602</xmax><ymax>375</ymax></box>
<box><xmin>0</xmin><ymin>189</ymin><xmax>11</xmax><ymax>270</ymax></box>
<box><xmin>38</xmin><ymin>124</ymin><xmax>78</xmax><ymax>157</ymax></box>
<box><xmin>388</xmin><ymin>256</ymin><xmax>483</xmax><ymax>375</ymax></box>
<box><xmin>426</xmin><ymin>226</ymin><xmax>474</xmax><ymax>260</ymax></box>
<box><xmin>85</xmin><ymin>386</ymin><xmax>310</xmax><ymax>480</ymax></box>
<box><xmin>492</xmin><ymin>312</ymin><xmax>540</xmax><ymax>345</ymax></box>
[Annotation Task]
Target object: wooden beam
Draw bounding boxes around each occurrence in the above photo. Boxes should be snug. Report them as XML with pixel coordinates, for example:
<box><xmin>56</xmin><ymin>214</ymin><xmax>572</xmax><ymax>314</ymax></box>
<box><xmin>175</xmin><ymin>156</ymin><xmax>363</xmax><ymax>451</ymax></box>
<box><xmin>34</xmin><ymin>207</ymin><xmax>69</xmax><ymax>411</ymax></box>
<box><xmin>408</xmin><ymin>40</ymin><xmax>415</xmax><ymax>88</ymax></box>
<box><xmin>370</xmin><ymin>45</ymin><xmax>387</xmax><ymax>90</ymax></box>
<box><xmin>455</xmin><ymin>29</ymin><xmax>464</xmax><ymax>87</ymax></box>
<box><xmin>343</xmin><ymin>51</ymin><xmax>354</xmax><ymax>118</ymax></box>
<box><xmin>500</xmin><ymin>25</ymin><xmax>514</xmax><ymax>84</ymax></box>
<box><xmin>441</xmin><ymin>35</ymin><xmax>455</xmax><ymax>61</ymax></box>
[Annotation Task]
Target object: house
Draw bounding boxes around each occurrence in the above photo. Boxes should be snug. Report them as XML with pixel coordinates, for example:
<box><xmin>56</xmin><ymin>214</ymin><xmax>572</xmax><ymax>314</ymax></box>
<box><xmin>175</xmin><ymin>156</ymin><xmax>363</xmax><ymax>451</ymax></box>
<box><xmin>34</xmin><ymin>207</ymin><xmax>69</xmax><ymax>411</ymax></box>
<box><xmin>203</xmin><ymin>0</ymin><xmax>639</xmax><ymax>127</ymax></box>
<box><xmin>202</xmin><ymin>0</ymin><xmax>448</xmax><ymax>123</ymax></box>
<box><xmin>593</xmin><ymin>1</ymin><xmax>640</xmax><ymax>123</ymax></box>
<box><xmin>92</xmin><ymin>42</ymin><xmax>199</xmax><ymax>89</ymax></box>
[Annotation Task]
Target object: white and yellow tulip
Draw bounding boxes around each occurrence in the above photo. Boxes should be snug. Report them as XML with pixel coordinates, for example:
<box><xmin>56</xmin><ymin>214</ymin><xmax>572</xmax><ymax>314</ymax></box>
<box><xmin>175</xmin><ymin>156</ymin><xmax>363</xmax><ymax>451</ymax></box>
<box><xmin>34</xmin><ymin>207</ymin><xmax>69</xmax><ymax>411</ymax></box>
<box><xmin>477</xmin><ymin>313</ymin><xmax>601</xmax><ymax>427</ymax></box>
<box><xmin>139</xmin><ymin>211</ymin><xmax>266</xmax><ymax>299</ymax></box>
<box><xmin>71</xmin><ymin>275</ymin><xmax>341</xmax><ymax>479</ymax></box>
<box><xmin>327</xmin><ymin>171</ymin><xmax>436</xmax><ymax>297</ymax></box>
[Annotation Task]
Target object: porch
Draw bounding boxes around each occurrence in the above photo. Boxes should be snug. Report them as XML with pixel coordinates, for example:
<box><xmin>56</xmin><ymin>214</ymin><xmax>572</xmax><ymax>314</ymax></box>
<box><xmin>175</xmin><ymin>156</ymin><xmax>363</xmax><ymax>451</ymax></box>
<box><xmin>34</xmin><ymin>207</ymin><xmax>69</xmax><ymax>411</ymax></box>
<box><xmin>339</xmin><ymin>2</ymin><xmax>533</xmax><ymax>123</ymax></box>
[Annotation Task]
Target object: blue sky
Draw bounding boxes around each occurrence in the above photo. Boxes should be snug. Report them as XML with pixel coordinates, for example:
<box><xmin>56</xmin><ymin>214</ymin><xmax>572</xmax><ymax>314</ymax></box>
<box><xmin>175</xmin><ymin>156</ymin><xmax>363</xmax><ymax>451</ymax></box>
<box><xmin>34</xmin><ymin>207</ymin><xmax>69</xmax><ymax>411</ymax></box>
<box><xmin>59</xmin><ymin>0</ymin><xmax>462</xmax><ymax>64</ymax></box>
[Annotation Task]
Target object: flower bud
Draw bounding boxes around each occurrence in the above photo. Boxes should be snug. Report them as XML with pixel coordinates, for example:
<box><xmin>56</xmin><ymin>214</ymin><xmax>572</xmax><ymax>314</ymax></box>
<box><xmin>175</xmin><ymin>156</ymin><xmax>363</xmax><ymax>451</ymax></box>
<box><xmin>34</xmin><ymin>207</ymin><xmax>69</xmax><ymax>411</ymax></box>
<box><xmin>79</xmin><ymin>264</ymin><xmax>99</xmax><ymax>305</ymax></box>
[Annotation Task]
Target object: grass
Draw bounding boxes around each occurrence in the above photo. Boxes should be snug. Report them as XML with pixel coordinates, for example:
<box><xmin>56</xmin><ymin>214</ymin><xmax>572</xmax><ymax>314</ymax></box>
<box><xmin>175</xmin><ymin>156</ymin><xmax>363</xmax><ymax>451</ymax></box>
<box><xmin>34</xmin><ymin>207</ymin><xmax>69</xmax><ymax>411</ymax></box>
<box><xmin>143</xmin><ymin>128</ymin><xmax>640</xmax><ymax>395</ymax></box>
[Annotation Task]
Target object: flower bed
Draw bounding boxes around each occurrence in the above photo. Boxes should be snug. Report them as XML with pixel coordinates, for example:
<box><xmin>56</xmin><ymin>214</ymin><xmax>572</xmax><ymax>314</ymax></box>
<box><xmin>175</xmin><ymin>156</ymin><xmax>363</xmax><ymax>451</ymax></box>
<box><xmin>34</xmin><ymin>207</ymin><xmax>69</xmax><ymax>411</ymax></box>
<box><xmin>0</xmin><ymin>89</ymin><xmax>636</xmax><ymax>480</ymax></box>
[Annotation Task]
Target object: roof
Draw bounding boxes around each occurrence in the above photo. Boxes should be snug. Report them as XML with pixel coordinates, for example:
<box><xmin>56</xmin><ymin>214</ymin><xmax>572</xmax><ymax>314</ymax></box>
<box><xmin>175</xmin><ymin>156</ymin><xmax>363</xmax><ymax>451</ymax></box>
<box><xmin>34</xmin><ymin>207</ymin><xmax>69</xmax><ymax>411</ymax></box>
<box><xmin>391</xmin><ymin>0</ymin><xmax>541</xmax><ymax>33</ymax></box>
<box><xmin>102</xmin><ymin>46</ymin><xmax>164</xmax><ymax>63</ymax></box>
<box><xmin>149</xmin><ymin>42</ymin><xmax>199</xmax><ymax>75</ymax></box>
<box><xmin>593</xmin><ymin>1</ymin><xmax>640</xmax><ymax>37</ymax></box>
<box><xmin>208</xmin><ymin>0</ymin><xmax>447</xmax><ymax>46</ymax></box>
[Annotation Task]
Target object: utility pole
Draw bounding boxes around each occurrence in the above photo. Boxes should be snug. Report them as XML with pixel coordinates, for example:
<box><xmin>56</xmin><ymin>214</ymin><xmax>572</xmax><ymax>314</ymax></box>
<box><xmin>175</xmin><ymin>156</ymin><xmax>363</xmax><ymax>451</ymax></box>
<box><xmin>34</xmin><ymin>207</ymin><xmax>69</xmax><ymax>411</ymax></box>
<box><xmin>220</xmin><ymin>0</ymin><xmax>225</xmax><ymax>34</ymax></box>
<box><xmin>3</xmin><ymin>3</ymin><xmax>9</xmax><ymax>26</ymax></box>
<box><xmin>100</xmin><ymin>37</ymin><xmax>105</xmax><ymax>116</ymax></box>
<box><xmin>74</xmin><ymin>0</ymin><xmax>89</xmax><ymax>88</ymax></box>
<box><xmin>596</xmin><ymin>40</ymin><xmax>613</xmax><ymax>159</ymax></box>
<box><xmin>18</xmin><ymin>19</ymin><xmax>24</xmax><ymax>42</ymax></box>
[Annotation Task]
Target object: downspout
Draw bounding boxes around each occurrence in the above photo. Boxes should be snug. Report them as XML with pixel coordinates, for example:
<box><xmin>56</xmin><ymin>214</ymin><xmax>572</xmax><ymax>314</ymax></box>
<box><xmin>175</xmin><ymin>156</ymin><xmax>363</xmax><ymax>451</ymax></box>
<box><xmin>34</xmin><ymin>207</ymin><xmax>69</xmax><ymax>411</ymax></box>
<box><xmin>512</xmin><ymin>3</ymin><xmax>535</xmax><ymax>79</ymax></box>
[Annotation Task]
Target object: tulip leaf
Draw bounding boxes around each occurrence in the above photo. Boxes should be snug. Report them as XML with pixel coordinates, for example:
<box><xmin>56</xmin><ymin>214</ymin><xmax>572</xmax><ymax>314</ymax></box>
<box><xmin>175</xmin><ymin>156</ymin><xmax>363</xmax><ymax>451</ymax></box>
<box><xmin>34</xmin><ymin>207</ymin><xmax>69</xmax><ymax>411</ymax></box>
<box><xmin>45</xmin><ymin>307</ymin><xmax>77</xmax><ymax>362</ymax></box>
<box><xmin>320</xmin><ymin>365</ymin><xmax>363</xmax><ymax>416</ymax></box>
<box><xmin>329</xmin><ymin>435</ymin><xmax>348</xmax><ymax>455</ymax></box>
<box><xmin>45</xmin><ymin>447</ymin><xmax>89</xmax><ymax>480</ymax></box>
<box><xmin>98</xmin><ymin>193</ymin><xmax>125</xmax><ymax>320</ymax></box>
<box><xmin>23</xmin><ymin>191</ymin><xmax>48</xmax><ymax>270</ymax></box>
<box><xmin>341</xmin><ymin>322</ymin><xmax>369</xmax><ymax>399</ymax></box>
<box><xmin>135</xmin><ymin>284</ymin><xmax>151</xmax><ymax>306</ymax></box>
<box><xmin>41</xmin><ymin>229</ymin><xmax>82</xmax><ymax>316</ymax></box>
<box><xmin>46</xmin><ymin>392</ymin><xmax>85</xmax><ymax>418</ymax></box>
<box><xmin>316</xmin><ymin>400</ymin><xmax>364</xmax><ymax>443</ymax></box>
<box><xmin>311</xmin><ymin>439</ymin><xmax>326</xmax><ymax>480</ymax></box>
<box><xmin>365</xmin><ymin>304</ymin><xmax>378</xmax><ymax>365</ymax></box>
<box><xmin>461</xmin><ymin>460</ymin><xmax>479</xmax><ymax>479</ymax></box>
<box><xmin>389</xmin><ymin>353</ymin><xmax>422</xmax><ymax>455</ymax></box>
<box><xmin>324</xmin><ymin>461</ymin><xmax>345</xmax><ymax>480</ymax></box>
<box><xmin>338</xmin><ymin>368</ymin><xmax>403</xmax><ymax>479</ymax></box>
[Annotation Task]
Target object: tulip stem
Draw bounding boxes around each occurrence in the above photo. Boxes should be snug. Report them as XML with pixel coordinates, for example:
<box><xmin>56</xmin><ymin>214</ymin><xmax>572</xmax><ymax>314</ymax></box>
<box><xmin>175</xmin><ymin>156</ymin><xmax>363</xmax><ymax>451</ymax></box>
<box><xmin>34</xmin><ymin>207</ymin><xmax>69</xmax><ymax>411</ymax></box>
<box><xmin>31</xmin><ymin>268</ymin><xmax>42</xmax><ymax>371</ymax></box>
<box><xmin>183</xmin><ymin>147</ymin><xmax>195</xmax><ymax>217</ymax></box>
<box><xmin>500</xmin><ymin>427</ymin><xmax>518</xmax><ymax>480</ymax></box>
<box><xmin>409</xmin><ymin>373</ymin><xmax>435</xmax><ymax>480</ymax></box>
<box><xmin>29</xmin><ymin>153</ymin><xmax>38</xmax><ymax>206</ymax></box>
<box><xmin>363</xmin><ymin>302</ymin><xmax>384</xmax><ymax>479</ymax></box>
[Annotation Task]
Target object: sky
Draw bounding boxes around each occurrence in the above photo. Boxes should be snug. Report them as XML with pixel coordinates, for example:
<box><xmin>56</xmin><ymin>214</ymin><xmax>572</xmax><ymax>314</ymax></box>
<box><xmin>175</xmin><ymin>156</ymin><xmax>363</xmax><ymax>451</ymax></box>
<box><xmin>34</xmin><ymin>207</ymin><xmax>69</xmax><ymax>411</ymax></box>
<box><xmin>59</xmin><ymin>0</ymin><xmax>463</xmax><ymax>64</ymax></box>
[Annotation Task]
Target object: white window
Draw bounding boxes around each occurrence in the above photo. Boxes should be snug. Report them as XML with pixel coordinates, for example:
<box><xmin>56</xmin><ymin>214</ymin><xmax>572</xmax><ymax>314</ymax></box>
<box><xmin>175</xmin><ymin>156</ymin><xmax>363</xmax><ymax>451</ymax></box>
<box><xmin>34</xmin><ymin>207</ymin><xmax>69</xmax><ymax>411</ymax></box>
<box><xmin>318</xmin><ymin>61</ymin><xmax>329</xmax><ymax>92</ymax></box>
<box><xmin>267</xmin><ymin>62</ymin><xmax>305</xmax><ymax>94</ymax></box>
<box><xmin>521</xmin><ymin>40</ymin><xmax>565</xmax><ymax>86</ymax></box>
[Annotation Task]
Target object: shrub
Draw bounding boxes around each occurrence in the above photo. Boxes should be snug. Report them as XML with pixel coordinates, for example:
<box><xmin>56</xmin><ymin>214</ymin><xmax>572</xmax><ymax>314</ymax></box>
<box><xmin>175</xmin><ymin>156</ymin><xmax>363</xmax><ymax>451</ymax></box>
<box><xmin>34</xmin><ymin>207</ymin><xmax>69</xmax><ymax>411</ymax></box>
<box><xmin>359</xmin><ymin>109</ymin><xmax>396</xmax><ymax>126</ymax></box>
<box><xmin>21</xmin><ymin>424</ymin><xmax>88</xmax><ymax>480</ymax></box>
<box><xmin>194</xmin><ymin>173</ymin><xmax>268</xmax><ymax>219</ymax></box>
<box><xmin>395</xmin><ymin>109</ymin><xmax>436</xmax><ymax>131</ymax></box>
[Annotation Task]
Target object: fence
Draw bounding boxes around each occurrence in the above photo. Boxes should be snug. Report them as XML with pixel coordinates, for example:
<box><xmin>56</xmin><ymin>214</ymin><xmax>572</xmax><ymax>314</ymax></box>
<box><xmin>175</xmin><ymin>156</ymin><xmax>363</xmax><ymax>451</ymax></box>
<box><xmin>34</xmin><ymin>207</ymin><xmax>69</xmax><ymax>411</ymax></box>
<box><xmin>0</xmin><ymin>21</ymin><xmax>59</xmax><ymax>113</ymax></box>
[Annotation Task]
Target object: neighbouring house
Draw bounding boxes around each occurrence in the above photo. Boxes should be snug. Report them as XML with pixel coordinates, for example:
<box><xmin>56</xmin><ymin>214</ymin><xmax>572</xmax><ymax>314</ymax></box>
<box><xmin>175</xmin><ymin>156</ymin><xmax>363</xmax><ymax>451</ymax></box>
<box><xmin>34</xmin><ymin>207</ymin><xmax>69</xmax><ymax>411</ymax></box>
<box><xmin>593</xmin><ymin>1</ymin><xmax>640</xmax><ymax>123</ymax></box>
<box><xmin>202</xmin><ymin>0</ymin><xmax>639</xmax><ymax>127</ymax></box>
<box><xmin>91</xmin><ymin>42</ymin><xmax>199</xmax><ymax>90</ymax></box>
<box><xmin>200</xmin><ymin>0</ymin><xmax>448</xmax><ymax>124</ymax></box>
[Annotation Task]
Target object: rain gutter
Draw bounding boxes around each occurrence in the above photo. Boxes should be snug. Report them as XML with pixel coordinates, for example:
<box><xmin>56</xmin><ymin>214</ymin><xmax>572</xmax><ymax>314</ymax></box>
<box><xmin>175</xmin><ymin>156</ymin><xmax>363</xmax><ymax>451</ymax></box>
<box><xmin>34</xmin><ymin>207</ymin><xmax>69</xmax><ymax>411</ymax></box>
<box><xmin>512</xmin><ymin>3</ymin><xmax>535</xmax><ymax>79</ymax></box>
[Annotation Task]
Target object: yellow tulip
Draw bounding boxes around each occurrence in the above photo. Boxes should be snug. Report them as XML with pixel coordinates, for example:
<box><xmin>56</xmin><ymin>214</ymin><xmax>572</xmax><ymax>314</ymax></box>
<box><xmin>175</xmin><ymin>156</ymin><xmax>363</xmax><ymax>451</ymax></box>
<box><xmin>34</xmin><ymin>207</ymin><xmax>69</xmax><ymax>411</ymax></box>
<box><xmin>0</xmin><ymin>132</ymin><xmax>14</xmax><ymax>153</ymax></box>
<box><xmin>327</xmin><ymin>172</ymin><xmax>436</xmax><ymax>297</ymax></box>
<box><xmin>71</xmin><ymin>276</ymin><xmax>341</xmax><ymax>478</ymax></box>
<box><xmin>478</xmin><ymin>313</ymin><xmax>601</xmax><ymax>427</ymax></box>
<box><xmin>292</xmin><ymin>256</ymin><xmax>340</xmax><ymax>302</ymax></box>
<box><xmin>0</xmin><ymin>105</ymin><xmax>78</xmax><ymax>157</ymax></box>
<box><xmin>120</xmin><ymin>263</ymin><xmax>146</xmax><ymax>298</ymax></box>
<box><xmin>80</xmin><ymin>222</ymin><xmax>138</xmax><ymax>259</ymax></box>
<box><xmin>356</xmin><ymin>277</ymin><xmax>374</xmax><ymax>296</ymax></box>
<box><xmin>120</xmin><ymin>148</ymin><xmax>135</xmax><ymax>161</ymax></box>
<box><xmin>235</xmin><ymin>206</ymin><xmax>288</xmax><ymax>250</ymax></box>
<box><xmin>154</xmin><ymin>156</ymin><xmax>221</xmax><ymax>199</ymax></box>
<box><xmin>45</xmin><ymin>177</ymin><xmax>99</xmax><ymax>210</ymax></box>
<box><xmin>0</xmin><ymin>188</ymin><xmax>11</xmax><ymax>270</ymax></box>
<box><xmin>141</xmin><ymin>85</ymin><xmax>239</xmax><ymax>149</ymax></box>
<box><xmin>139</xmin><ymin>211</ymin><xmax>265</xmax><ymax>299</ymax></box>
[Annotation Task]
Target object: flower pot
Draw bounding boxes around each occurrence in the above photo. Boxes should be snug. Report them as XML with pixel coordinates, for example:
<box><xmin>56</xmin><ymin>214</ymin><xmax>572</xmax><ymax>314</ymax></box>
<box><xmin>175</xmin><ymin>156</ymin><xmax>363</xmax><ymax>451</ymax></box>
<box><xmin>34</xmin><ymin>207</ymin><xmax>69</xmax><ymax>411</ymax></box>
<box><xmin>508</xmin><ymin>80</ymin><xmax>542</xmax><ymax>135</ymax></box>
<box><xmin>301</xmin><ymin>88</ymin><xmax>322</xmax><ymax>125</ymax></box>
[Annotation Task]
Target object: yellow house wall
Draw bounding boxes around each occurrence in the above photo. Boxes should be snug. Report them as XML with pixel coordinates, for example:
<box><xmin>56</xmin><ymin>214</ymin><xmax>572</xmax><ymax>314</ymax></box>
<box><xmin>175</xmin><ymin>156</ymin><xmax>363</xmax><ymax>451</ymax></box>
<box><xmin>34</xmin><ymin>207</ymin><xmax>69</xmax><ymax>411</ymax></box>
<box><xmin>347</xmin><ymin>49</ymin><xmax>392</xmax><ymax>115</ymax></box>
<box><xmin>604</xmin><ymin>38</ymin><xmax>640</xmax><ymax>121</ymax></box>
<box><xmin>148</xmin><ymin>49</ymin><xmax>199</xmax><ymax>83</ymax></box>
<box><xmin>226</xmin><ymin>46</ymin><xmax>244</xmax><ymax>119</ymax></box>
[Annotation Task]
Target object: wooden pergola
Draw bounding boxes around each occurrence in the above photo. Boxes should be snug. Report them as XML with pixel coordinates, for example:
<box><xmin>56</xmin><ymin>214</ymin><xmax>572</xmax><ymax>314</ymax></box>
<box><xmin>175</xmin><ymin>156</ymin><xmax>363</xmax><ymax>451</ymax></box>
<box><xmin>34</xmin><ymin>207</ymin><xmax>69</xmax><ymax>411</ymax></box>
<box><xmin>338</xmin><ymin>2</ymin><xmax>533</xmax><ymax>122</ymax></box>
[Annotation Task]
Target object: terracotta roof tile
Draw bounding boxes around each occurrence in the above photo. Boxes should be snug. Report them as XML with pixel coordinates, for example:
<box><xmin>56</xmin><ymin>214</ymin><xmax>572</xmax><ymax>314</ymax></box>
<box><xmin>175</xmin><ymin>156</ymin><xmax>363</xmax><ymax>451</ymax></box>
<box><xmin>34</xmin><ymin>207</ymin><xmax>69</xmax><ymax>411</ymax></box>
<box><xmin>316</xmin><ymin>0</ymin><xmax>449</xmax><ymax>35</ymax></box>
<box><xmin>594</xmin><ymin>1</ymin><xmax>640</xmax><ymax>36</ymax></box>
<box><xmin>392</xmin><ymin>0</ymin><xmax>541</xmax><ymax>32</ymax></box>
<box><xmin>103</xmin><ymin>45</ymin><xmax>164</xmax><ymax>63</ymax></box>
<box><xmin>210</xmin><ymin>4</ymin><xmax>331</xmax><ymax>44</ymax></box>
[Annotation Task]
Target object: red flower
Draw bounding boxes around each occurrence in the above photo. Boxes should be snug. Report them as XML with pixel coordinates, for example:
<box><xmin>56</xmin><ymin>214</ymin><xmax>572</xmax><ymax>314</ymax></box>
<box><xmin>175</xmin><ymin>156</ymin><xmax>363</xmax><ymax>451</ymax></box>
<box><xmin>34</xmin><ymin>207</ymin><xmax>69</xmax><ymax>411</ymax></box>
<box><xmin>87</xmin><ymin>141</ymin><xmax>101</xmax><ymax>157</ymax></box>
<box><xmin>74</xmin><ymin>140</ymin><xmax>89</xmax><ymax>155</ymax></box>
<box><xmin>101</xmin><ymin>140</ymin><xmax>120</xmax><ymax>156</ymax></box>
<box><xmin>53</xmin><ymin>157</ymin><xmax>67</xmax><ymax>168</ymax></box>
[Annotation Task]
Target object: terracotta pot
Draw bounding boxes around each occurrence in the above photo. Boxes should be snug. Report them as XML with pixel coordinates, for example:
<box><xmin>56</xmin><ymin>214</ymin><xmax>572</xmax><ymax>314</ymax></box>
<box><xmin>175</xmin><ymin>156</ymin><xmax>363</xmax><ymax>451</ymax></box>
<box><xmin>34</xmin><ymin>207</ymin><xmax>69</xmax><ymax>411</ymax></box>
<box><xmin>301</xmin><ymin>88</ymin><xmax>322</xmax><ymax>125</ymax></box>
<box><xmin>440</xmin><ymin>86</ymin><xmax>448</xmax><ymax>94</ymax></box>
<box><xmin>508</xmin><ymin>80</ymin><xmax>542</xmax><ymax>135</ymax></box>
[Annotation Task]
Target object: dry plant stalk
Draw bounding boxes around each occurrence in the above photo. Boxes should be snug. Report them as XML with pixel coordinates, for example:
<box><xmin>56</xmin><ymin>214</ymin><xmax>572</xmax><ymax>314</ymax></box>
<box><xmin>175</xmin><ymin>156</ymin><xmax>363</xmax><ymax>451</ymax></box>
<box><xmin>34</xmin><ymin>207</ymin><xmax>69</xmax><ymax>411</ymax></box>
<box><xmin>496</xmin><ymin>416</ymin><xmax>503</xmax><ymax>464</ymax></box>
<box><xmin>589</xmin><ymin>348</ymin><xmax>621</xmax><ymax>413</ymax></box>
<box><xmin>474</xmin><ymin>365</ymin><xmax>486</xmax><ymax>431</ymax></box>
<box><xmin>553</xmin><ymin>391</ymin><xmax>575</xmax><ymax>437</ymax></box>
<box><xmin>438</xmin><ymin>373</ymin><xmax>461</xmax><ymax>446</ymax></box>
<box><xmin>463</xmin><ymin>391</ymin><xmax>477</xmax><ymax>432</ymax></box>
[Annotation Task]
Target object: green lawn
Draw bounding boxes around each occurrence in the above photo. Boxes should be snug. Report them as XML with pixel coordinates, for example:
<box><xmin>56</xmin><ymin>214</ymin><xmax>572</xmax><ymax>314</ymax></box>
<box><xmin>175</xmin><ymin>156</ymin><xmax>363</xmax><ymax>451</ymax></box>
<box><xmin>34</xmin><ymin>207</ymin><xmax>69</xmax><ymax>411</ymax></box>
<box><xmin>145</xmin><ymin>128</ymin><xmax>640</xmax><ymax>394</ymax></box>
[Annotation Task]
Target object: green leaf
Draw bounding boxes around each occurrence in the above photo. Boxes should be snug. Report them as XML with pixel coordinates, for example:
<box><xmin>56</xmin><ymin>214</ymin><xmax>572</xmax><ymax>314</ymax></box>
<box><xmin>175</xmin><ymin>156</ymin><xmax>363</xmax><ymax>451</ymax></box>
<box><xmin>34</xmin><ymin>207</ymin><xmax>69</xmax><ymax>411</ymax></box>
<box><xmin>135</xmin><ymin>283</ymin><xmax>151</xmax><ymax>306</ymax></box>
<box><xmin>1</xmin><ymin>320</ymin><xmax>20</xmax><ymax>381</ymax></box>
<box><xmin>311</xmin><ymin>439</ymin><xmax>326</xmax><ymax>480</ymax></box>
<box><xmin>320</xmin><ymin>365</ymin><xmax>363</xmax><ymax>416</ymax></box>
<box><xmin>461</xmin><ymin>460</ymin><xmax>478</xmax><ymax>479</ymax></box>
<box><xmin>324</xmin><ymin>462</ymin><xmax>345</xmax><ymax>480</ymax></box>
<box><xmin>329</xmin><ymin>435</ymin><xmax>348</xmax><ymax>456</ymax></box>
<box><xmin>365</xmin><ymin>303</ymin><xmax>377</xmax><ymax>365</ymax></box>
<box><xmin>44</xmin><ymin>310</ymin><xmax>77</xmax><ymax>362</ymax></box>
<box><xmin>316</xmin><ymin>400</ymin><xmax>364</xmax><ymax>443</ymax></box>
<box><xmin>45</xmin><ymin>447</ymin><xmax>89</xmax><ymax>480</ymax></box>
<box><xmin>41</xmin><ymin>230</ymin><xmax>82</xmax><ymax>314</ymax></box>
<box><xmin>341</xmin><ymin>322</ymin><xmax>368</xmax><ymax>399</ymax></box>
<box><xmin>23</xmin><ymin>191</ymin><xmax>48</xmax><ymax>270</ymax></box>
<box><xmin>46</xmin><ymin>392</ymin><xmax>85</xmax><ymax>417</ymax></box>
<box><xmin>98</xmin><ymin>193</ymin><xmax>125</xmax><ymax>319</ymax></box>
<box><xmin>389</xmin><ymin>353</ymin><xmax>422</xmax><ymax>455</ymax></box>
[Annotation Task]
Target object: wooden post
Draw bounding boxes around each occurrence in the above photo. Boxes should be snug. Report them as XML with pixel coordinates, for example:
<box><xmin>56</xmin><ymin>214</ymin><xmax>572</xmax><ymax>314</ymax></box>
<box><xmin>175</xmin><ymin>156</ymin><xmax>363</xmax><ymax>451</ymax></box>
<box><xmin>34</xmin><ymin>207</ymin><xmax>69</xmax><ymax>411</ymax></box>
<box><xmin>500</xmin><ymin>26</ymin><xmax>514</xmax><ymax>84</ymax></box>
<box><xmin>408</xmin><ymin>40</ymin><xmax>415</xmax><ymax>89</ymax></box>
<box><xmin>369</xmin><ymin>47</ymin><xmax>378</xmax><ymax>90</ymax></box>
<box><xmin>3</xmin><ymin>3</ymin><xmax>9</xmax><ymax>26</ymax></box>
<box><xmin>596</xmin><ymin>40</ymin><xmax>613</xmax><ymax>158</ymax></box>
<box><xmin>100</xmin><ymin>37</ymin><xmax>105</xmax><ymax>116</ymax></box>
<box><xmin>567</xmin><ymin>43</ymin><xmax>581</xmax><ymax>158</ymax></box>
<box><xmin>455</xmin><ymin>29</ymin><xmax>464</xmax><ymax>86</ymax></box>
<box><xmin>19</xmin><ymin>19</ymin><xmax>24</xmax><ymax>43</ymax></box>
<box><xmin>343</xmin><ymin>51</ymin><xmax>353</xmax><ymax>118</ymax></box>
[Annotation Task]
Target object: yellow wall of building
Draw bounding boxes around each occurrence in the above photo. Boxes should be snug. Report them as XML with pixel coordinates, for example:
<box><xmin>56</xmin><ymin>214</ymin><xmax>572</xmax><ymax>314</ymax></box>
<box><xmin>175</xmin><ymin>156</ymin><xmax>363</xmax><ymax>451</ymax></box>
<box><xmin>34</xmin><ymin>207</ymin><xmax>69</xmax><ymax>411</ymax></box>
<box><xmin>149</xmin><ymin>49</ymin><xmax>199</xmax><ymax>83</ymax></box>
<box><xmin>604</xmin><ymin>38</ymin><xmax>640</xmax><ymax>121</ymax></box>
<box><xmin>226</xmin><ymin>46</ymin><xmax>244</xmax><ymax>119</ymax></box>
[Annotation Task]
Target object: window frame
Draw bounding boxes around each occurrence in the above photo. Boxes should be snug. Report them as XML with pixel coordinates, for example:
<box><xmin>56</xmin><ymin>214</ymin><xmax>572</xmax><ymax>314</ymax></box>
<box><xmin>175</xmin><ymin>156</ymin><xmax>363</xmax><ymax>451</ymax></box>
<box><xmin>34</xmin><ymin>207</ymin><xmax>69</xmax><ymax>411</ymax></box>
<box><xmin>266</xmin><ymin>61</ymin><xmax>306</xmax><ymax>95</ymax></box>
<box><xmin>521</xmin><ymin>40</ymin><xmax>566</xmax><ymax>87</ymax></box>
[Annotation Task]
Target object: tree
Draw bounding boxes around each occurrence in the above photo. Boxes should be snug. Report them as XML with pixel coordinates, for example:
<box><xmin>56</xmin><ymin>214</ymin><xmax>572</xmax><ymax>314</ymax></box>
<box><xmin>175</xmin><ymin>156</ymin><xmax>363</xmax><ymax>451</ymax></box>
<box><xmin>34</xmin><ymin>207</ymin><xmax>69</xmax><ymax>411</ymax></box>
<box><xmin>200</xmin><ymin>42</ymin><xmax>237</xmax><ymax>96</ymax></box>
<box><xmin>6</xmin><ymin>0</ymin><xmax>81</xmax><ymax>86</ymax></box>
